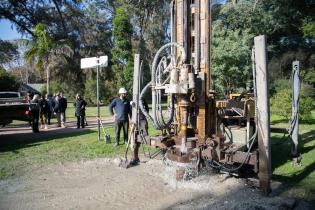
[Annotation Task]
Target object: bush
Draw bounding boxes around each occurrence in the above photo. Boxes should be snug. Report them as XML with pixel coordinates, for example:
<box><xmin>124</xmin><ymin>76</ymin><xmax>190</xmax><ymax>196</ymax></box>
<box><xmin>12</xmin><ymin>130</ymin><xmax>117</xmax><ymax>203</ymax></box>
<box><xmin>0</xmin><ymin>69</ymin><xmax>20</xmax><ymax>91</ymax></box>
<box><xmin>270</xmin><ymin>87</ymin><xmax>314</xmax><ymax>122</ymax></box>
<box><xmin>41</xmin><ymin>81</ymin><xmax>75</xmax><ymax>100</ymax></box>
<box><xmin>84</xmin><ymin>75</ymin><xmax>117</xmax><ymax>105</ymax></box>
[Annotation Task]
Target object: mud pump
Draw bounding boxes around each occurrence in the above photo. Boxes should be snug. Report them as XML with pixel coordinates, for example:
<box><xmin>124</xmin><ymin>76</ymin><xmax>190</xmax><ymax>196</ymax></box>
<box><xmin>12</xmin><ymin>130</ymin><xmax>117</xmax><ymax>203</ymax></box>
<box><xmin>129</xmin><ymin>0</ymin><xmax>271</xmax><ymax>194</ymax></box>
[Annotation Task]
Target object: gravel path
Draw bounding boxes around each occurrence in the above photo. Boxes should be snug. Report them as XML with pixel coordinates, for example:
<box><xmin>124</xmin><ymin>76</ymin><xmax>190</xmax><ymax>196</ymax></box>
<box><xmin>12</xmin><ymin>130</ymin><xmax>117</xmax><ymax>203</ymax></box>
<box><xmin>0</xmin><ymin>158</ymin><xmax>314</xmax><ymax>210</ymax></box>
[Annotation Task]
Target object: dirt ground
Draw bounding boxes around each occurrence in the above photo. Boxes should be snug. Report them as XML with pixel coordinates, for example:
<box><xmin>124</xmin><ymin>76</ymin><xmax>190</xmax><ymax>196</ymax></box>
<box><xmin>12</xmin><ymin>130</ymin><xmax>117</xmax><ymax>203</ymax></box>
<box><xmin>0</xmin><ymin>157</ymin><xmax>314</xmax><ymax>210</ymax></box>
<box><xmin>0</xmin><ymin>121</ymin><xmax>314</xmax><ymax>210</ymax></box>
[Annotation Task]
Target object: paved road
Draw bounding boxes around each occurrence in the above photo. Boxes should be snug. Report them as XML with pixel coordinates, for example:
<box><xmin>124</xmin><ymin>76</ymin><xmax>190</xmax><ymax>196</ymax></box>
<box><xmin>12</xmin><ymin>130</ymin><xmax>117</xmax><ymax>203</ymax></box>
<box><xmin>0</xmin><ymin>117</ymin><xmax>113</xmax><ymax>145</ymax></box>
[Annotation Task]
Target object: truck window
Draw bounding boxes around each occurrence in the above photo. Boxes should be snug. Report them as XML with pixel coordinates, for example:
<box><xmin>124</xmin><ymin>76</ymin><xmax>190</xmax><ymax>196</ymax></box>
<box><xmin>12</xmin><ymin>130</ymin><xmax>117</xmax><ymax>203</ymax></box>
<box><xmin>0</xmin><ymin>93</ymin><xmax>20</xmax><ymax>98</ymax></box>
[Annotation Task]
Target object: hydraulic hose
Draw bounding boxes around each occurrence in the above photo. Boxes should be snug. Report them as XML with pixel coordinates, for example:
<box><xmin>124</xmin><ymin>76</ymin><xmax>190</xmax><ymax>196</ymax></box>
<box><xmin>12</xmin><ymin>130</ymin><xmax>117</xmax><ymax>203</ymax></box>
<box><xmin>139</xmin><ymin>42</ymin><xmax>186</xmax><ymax>130</ymax></box>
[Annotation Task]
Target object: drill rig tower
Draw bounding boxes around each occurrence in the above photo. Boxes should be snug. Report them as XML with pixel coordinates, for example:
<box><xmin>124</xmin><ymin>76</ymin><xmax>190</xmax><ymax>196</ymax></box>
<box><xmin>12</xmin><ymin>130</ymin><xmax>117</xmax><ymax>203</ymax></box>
<box><xmin>133</xmin><ymin>0</ymin><xmax>271</xmax><ymax>194</ymax></box>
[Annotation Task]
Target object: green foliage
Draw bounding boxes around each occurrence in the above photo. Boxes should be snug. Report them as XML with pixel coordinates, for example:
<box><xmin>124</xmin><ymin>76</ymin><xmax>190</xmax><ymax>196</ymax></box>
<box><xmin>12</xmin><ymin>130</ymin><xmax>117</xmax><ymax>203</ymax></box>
<box><xmin>214</xmin><ymin>0</ymin><xmax>315</xmax><ymax>91</ymax></box>
<box><xmin>24</xmin><ymin>23</ymin><xmax>73</xmax><ymax>94</ymax></box>
<box><xmin>0</xmin><ymin>39</ymin><xmax>18</xmax><ymax>67</ymax></box>
<box><xmin>302</xmin><ymin>21</ymin><xmax>315</xmax><ymax>39</ymax></box>
<box><xmin>112</xmin><ymin>8</ymin><xmax>133</xmax><ymax>63</ymax></box>
<box><xmin>111</xmin><ymin>7</ymin><xmax>134</xmax><ymax>92</ymax></box>
<box><xmin>83</xmin><ymin>73</ymin><xmax>118</xmax><ymax>105</ymax></box>
<box><xmin>303</xmin><ymin>69</ymin><xmax>315</xmax><ymax>86</ymax></box>
<box><xmin>212</xmin><ymin>20</ymin><xmax>253</xmax><ymax>95</ymax></box>
<box><xmin>270</xmin><ymin>87</ymin><xmax>314</xmax><ymax>121</ymax></box>
<box><xmin>0</xmin><ymin>70</ymin><xmax>20</xmax><ymax>91</ymax></box>
<box><xmin>41</xmin><ymin>81</ymin><xmax>74</xmax><ymax>98</ymax></box>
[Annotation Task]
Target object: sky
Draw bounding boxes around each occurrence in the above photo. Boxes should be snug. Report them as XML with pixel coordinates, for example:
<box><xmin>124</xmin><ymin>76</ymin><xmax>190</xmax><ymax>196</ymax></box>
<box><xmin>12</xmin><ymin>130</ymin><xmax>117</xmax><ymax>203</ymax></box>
<box><xmin>0</xmin><ymin>19</ymin><xmax>23</xmax><ymax>40</ymax></box>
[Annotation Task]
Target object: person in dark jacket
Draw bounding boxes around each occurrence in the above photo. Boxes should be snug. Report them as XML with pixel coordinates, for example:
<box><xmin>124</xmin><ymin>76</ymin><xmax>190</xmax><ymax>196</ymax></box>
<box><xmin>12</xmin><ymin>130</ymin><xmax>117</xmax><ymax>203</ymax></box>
<box><xmin>59</xmin><ymin>91</ymin><xmax>67</xmax><ymax>128</ymax></box>
<box><xmin>30</xmin><ymin>94</ymin><xmax>40</xmax><ymax>133</ymax></box>
<box><xmin>26</xmin><ymin>92</ymin><xmax>34</xmax><ymax>127</ymax></box>
<box><xmin>46</xmin><ymin>93</ymin><xmax>54</xmax><ymax>125</ymax></box>
<box><xmin>109</xmin><ymin>87</ymin><xmax>132</xmax><ymax>146</ymax></box>
<box><xmin>74</xmin><ymin>93</ymin><xmax>87</xmax><ymax>129</ymax></box>
<box><xmin>39</xmin><ymin>95</ymin><xmax>49</xmax><ymax>129</ymax></box>
<box><xmin>53</xmin><ymin>93</ymin><xmax>61</xmax><ymax>127</ymax></box>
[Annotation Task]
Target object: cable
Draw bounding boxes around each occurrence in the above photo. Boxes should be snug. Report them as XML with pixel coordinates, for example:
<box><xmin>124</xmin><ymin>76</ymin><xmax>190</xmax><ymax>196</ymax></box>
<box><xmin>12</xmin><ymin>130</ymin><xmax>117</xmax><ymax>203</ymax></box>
<box><xmin>139</xmin><ymin>42</ymin><xmax>186</xmax><ymax>130</ymax></box>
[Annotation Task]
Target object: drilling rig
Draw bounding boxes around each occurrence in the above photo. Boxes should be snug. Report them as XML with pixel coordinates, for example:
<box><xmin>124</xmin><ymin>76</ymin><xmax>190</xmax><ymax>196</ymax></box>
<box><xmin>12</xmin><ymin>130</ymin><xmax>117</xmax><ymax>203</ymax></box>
<box><xmin>130</xmin><ymin>0</ymin><xmax>271</xmax><ymax>194</ymax></box>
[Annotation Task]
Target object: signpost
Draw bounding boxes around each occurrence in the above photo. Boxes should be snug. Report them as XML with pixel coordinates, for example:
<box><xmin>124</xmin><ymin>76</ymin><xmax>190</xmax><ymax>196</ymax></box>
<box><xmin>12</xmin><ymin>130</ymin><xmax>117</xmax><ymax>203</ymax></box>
<box><xmin>80</xmin><ymin>56</ymin><xmax>108</xmax><ymax>142</ymax></box>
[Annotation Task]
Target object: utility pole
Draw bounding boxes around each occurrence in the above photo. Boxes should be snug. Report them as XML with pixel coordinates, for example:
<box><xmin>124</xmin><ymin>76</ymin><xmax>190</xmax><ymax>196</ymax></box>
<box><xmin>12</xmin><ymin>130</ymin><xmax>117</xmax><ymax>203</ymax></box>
<box><xmin>81</xmin><ymin>55</ymin><xmax>108</xmax><ymax>142</ymax></box>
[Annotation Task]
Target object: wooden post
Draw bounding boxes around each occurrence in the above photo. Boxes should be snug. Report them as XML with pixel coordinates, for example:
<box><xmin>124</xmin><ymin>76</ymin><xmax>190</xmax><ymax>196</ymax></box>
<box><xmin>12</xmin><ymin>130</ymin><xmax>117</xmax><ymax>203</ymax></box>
<box><xmin>254</xmin><ymin>35</ymin><xmax>271</xmax><ymax>194</ymax></box>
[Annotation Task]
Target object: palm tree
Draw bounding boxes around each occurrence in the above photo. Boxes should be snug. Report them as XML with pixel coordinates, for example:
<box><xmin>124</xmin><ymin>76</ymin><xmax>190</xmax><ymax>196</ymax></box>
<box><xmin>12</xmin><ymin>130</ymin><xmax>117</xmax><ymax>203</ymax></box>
<box><xmin>24</xmin><ymin>23</ymin><xmax>73</xmax><ymax>94</ymax></box>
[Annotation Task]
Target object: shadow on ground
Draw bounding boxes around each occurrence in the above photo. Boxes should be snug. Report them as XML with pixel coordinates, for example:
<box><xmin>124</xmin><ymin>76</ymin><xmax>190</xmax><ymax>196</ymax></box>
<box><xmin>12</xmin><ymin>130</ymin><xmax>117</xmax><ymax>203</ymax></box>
<box><xmin>0</xmin><ymin>129</ymin><xmax>96</xmax><ymax>152</ymax></box>
<box><xmin>270</xmin><ymin>130</ymin><xmax>315</xmax><ymax>199</ymax></box>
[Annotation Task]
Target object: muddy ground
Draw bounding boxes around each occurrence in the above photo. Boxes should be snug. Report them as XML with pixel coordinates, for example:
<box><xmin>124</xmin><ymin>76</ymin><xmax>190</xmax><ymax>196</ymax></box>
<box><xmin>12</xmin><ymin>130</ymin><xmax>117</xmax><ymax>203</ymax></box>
<box><xmin>0</xmin><ymin>157</ymin><xmax>314</xmax><ymax>210</ymax></box>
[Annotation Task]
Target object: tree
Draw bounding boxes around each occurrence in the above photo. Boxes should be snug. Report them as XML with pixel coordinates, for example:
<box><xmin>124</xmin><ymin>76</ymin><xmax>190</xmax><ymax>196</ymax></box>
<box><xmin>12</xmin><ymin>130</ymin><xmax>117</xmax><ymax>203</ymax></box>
<box><xmin>212</xmin><ymin>0</ymin><xmax>315</xmax><ymax>94</ymax></box>
<box><xmin>212</xmin><ymin>20</ymin><xmax>253</xmax><ymax>95</ymax></box>
<box><xmin>24</xmin><ymin>23</ymin><xmax>73</xmax><ymax>94</ymax></box>
<box><xmin>115</xmin><ymin>0</ymin><xmax>170</xmax><ymax>84</ymax></box>
<box><xmin>111</xmin><ymin>7</ymin><xmax>134</xmax><ymax>92</ymax></box>
<box><xmin>0</xmin><ymin>39</ymin><xmax>18</xmax><ymax>69</ymax></box>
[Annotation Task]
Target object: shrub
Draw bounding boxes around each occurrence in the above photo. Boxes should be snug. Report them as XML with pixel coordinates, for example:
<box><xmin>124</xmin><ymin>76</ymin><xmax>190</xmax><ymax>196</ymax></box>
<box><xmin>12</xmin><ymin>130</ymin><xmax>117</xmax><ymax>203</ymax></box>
<box><xmin>270</xmin><ymin>87</ymin><xmax>314</xmax><ymax>122</ymax></box>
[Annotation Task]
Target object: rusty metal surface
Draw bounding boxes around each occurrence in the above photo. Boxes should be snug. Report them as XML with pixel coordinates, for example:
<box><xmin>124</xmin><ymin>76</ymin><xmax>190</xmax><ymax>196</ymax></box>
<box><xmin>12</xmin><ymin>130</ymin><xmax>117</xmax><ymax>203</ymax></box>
<box><xmin>166</xmin><ymin>147</ymin><xmax>199</xmax><ymax>164</ymax></box>
<box><xmin>225</xmin><ymin>151</ymin><xmax>258</xmax><ymax>166</ymax></box>
<box><xmin>150</xmin><ymin>136</ymin><xmax>175</xmax><ymax>148</ymax></box>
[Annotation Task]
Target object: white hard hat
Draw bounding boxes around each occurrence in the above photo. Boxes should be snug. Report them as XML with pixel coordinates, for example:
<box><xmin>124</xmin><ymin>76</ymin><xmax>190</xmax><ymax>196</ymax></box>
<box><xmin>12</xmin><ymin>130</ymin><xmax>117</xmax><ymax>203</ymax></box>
<box><xmin>118</xmin><ymin>87</ymin><xmax>127</xmax><ymax>94</ymax></box>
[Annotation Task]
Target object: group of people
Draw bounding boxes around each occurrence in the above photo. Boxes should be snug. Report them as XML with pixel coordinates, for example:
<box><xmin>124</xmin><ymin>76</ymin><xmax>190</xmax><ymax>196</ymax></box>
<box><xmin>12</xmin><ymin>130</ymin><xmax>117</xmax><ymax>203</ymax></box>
<box><xmin>27</xmin><ymin>91</ymin><xmax>69</xmax><ymax>133</ymax></box>
<box><xmin>27</xmin><ymin>87</ymin><xmax>147</xmax><ymax>147</ymax></box>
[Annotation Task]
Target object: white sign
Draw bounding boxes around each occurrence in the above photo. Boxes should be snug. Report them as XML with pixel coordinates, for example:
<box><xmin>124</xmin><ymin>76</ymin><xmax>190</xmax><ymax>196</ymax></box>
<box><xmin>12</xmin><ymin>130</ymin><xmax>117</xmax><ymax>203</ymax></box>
<box><xmin>80</xmin><ymin>56</ymin><xmax>108</xmax><ymax>69</ymax></box>
<box><xmin>98</xmin><ymin>56</ymin><xmax>108</xmax><ymax>67</ymax></box>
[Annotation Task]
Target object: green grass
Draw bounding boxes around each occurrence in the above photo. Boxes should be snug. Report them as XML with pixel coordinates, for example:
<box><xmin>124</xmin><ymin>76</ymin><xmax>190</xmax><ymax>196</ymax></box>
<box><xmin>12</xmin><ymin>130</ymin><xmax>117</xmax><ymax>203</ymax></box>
<box><xmin>0</xmin><ymin>127</ymin><xmax>123</xmax><ymax>178</ymax></box>
<box><xmin>271</xmin><ymin>111</ymin><xmax>315</xmax><ymax>198</ymax></box>
<box><xmin>66</xmin><ymin>103</ymin><xmax>111</xmax><ymax>121</ymax></box>
<box><xmin>0</xmin><ymin>122</ymin><xmax>161</xmax><ymax>179</ymax></box>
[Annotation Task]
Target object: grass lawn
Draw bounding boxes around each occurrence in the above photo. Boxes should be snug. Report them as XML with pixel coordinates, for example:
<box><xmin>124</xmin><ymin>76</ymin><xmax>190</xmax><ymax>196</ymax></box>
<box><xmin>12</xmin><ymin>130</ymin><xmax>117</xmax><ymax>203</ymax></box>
<box><xmin>270</xmin><ymin>111</ymin><xmax>315</xmax><ymax>198</ymax></box>
<box><xmin>66</xmin><ymin>103</ymin><xmax>111</xmax><ymax>121</ymax></box>
<box><xmin>0</xmin><ymin>123</ymin><xmax>161</xmax><ymax>179</ymax></box>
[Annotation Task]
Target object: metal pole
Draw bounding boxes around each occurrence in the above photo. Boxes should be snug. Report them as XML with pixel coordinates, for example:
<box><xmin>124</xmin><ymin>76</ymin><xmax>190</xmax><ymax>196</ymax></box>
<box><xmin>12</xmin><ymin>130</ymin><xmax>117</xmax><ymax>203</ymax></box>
<box><xmin>291</xmin><ymin>61</ymin><xmax>300</xmax><ymax>159</ymax></box>
<box><xmin>254</xmin><ymin>35</ymin><xmax>271</xmax><ymax>194</ymax></box>
<box><xmin>97</xmin><ymin>59</ymin><xmax>100</xmax><ymax>142</ymax></box>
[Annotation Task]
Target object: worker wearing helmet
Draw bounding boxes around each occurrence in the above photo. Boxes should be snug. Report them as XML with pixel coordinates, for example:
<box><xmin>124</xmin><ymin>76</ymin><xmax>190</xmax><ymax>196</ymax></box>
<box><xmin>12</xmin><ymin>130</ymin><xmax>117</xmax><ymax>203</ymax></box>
<box><xmin>109</xmin><ymin>87</ymin><xmax>132</xmax><ymax>146</ymax></box>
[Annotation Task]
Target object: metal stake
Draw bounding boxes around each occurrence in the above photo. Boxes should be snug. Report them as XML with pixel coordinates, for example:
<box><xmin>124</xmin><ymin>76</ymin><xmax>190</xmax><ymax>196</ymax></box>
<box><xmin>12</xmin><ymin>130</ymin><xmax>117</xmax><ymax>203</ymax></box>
<box><xmin>97</xmin><ymin>60</ymin><xmax>100</xmax><ymax>142</ymax></box>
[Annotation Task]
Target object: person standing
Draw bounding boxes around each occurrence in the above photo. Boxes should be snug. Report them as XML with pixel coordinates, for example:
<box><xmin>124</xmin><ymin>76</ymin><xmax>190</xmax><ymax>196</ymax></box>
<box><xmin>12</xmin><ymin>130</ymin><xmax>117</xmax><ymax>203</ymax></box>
<box><xmin>109</xmin><ymin>87</ymin><xmax>132</xmax><ymax>146</ymax></box>
<box><xmin>39</xmin><ymin>95</ymin><xmax>49</xmax><ymax>129</ymax></box>
<box><xmin>30</xmin><ymin>94</ymin><xmax>40</xmax><ymax>133</ymax></box>
<box><xmin>74</xmin><ymin>94</ymin><xmax>87</xmax><ymax>129</ymax></box>
<box><xmin>46</xmin><ymin>93</ymin><xmax>54</xmax><ymax>125</ymax></box>
<box><xmin>53</xmin><ymin>93</ymin><xmax>62</xmax><ymax>127</ymax></box>
<box><xmin>59</xmin><ymin>91</ymin><xmax>67</xmax><ymax>128</ymax></box>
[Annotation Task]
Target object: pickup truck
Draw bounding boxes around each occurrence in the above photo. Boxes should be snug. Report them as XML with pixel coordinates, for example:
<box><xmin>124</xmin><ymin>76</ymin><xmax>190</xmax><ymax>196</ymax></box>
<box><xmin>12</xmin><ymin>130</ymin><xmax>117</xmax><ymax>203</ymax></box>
<box><xmin>0</xmin><ymin>92</ymin><xmax>30</xmax><ymax>126</ymax></box>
